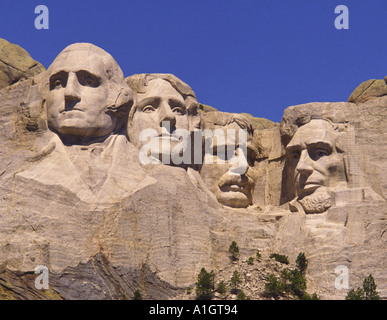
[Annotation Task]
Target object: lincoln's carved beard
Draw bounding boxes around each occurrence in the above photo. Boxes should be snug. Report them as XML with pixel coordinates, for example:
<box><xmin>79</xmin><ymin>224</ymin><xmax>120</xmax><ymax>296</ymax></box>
<box><xmin>297</xmin><ymin>187</ymin><xmax>331</xmax><ymax>214</ymax></box>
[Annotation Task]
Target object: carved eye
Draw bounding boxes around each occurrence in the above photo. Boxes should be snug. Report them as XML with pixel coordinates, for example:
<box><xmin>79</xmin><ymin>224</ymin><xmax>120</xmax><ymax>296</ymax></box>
<box><xmin>86</xmin><ymin>76</ymin><xmax>96</xmax><ymax>86</ymax></box>
<box><xmin>50</xmin><ymin>72</ymin><xmax>67</xmax><ymax>90</ymax></box>
<box><xmin>171</xmin><ymin>106</ymin><xmax>184</xmax><ymax>115</ymax></box>
<box><xmin>77</xmin><ymin>71</ymin><xmax>100</xmax><ymax>87</ymax></box>
<box><xmin>54</xmin><ymin>79</ymin><xmax>63</xmax><ymax>88</ymax></box>
<box><xmin>143</xmin><ymin>105</ymin><xmax>156</xmax><ymax>113</ymax></box>
<box><xmin>313</xmin><ymin>149</ymin><xmax>329</xmax><ymax>159</ymax></box>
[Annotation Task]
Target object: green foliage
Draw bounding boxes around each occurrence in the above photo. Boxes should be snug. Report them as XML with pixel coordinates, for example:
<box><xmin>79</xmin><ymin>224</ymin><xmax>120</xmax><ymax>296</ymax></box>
<box><xmin>230</xmin><ymin>270</ymin><xmax>242</xmax><ymax>292</ymax></box>
<box><xmin>256</xmin><ymin>250</ymin><xmax>262</xmax><ymax>261</ymax></box>
<box><xmin>281</xmin><ymin>268</ymin><xmax>307</xmax><ymax>298</ymax></box>
<box><xmin>229</xmin><ymin>241</ymin><xmax>240</xmax><ymax>261</ymax></box>
<box><xmin>346</xmin><ymin>274</ymin><xmax>381</xmax><ymax>300</ymax></box>
<box><xmin>345</xmin><ymin>287</ymin><xmax>364</xmax><ymax>300</ymax></box>
<box><xmin>186</xmin><ymin>286</ymin><xmax>192</xmax><ymax>295</ymax></box>
<box><xmin>196</xmin><ymin>268</ymin><xmax>213</xmax><ymax>299</ymax></box>
<box><xmin>363</xmin><ymin>274</ymin><xmax>381</xmax><ymax>300</ymax></box>
<box><xmin>264</xmin><ymin>268</ymin><xmax>311</xmax><ymax>299</ymax></box>
<box><xmin>247</xmin><ymin>257</ymin><xmax>254</xmax><ymax>265</ymax></box>
<box><xmin>263</xmin><ymin>253</ymin><xmax>319</xmax><ymax>300</ymax></box>
<box><xmin>295</xmin><ymin>252</ymin><xmax>308</xmax><ymax>274</ymax></box>
<box><xmin>263</xmin><ymin>274</ymin><xmax>285</xmax><ymax>299</ymax></box>
<box><xmin>216</xmin><ymin>281</ymin><xmax>228</xmax><ymax>295</ymax></box>
<box><xmin>237</xmin><ymin>290</ymin><xmax>250</xmax><ymax>300</ymax></box>
<box><xmin>133</xmin><ymin>289</ymin><xmax>143</xmax><ymax>300</ymax></box>
<box><xmin>269</xmin><ymin>253</ymin><xmax>289</xmax><ymax>265</ymax></box>
<box><xmin>290</xmin><ymin>269</ymin><xmax>307</xmax><ymax>298</ymax></box>
<box><xmin>301</xmin><ymin>292</ymin><xmax>320</xmax><ymax>300</ymax></box>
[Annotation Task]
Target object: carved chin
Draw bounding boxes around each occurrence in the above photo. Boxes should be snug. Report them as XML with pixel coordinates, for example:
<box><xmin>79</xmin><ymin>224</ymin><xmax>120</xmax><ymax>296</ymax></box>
<box><xmin>298</xmin><ymin>189</ymin><xmax>331</xmax><ymax>214</ymax></box>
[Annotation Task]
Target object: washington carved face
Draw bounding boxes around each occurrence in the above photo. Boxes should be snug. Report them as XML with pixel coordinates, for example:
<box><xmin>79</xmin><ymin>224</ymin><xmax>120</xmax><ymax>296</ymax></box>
<box><xmin>200</xmin><ymin>123</ymin><xmax>257</xmax><ymax>208</ymax></box>
<box><xmin>286</xmin><ymin>119</ymin><xmax>347</xmax><ymax>198</ymax></box>
<box><xmin>46</xmin><ymin>50</ymin><xmax>117</xmax><ymax>138</ymax></box>
<box><xmin>127</xmin><ymin>78</ymin><xmax>190</xmax><ymax>162</ymax></box>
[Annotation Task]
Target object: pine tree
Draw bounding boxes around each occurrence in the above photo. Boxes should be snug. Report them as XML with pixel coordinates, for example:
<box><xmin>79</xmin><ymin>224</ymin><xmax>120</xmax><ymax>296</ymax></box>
<box><xmin>363</xmin><ymin>274</ymin><xmax>381</xmax><ymax>300</ymax></box>
<box><xmin>216</xmin><ymin>281</ymin><xmax>228</xmax><ymax>296</ymax></box>
<box><xmin>345</xmin><ymin>287</ymin><xmax>364</xmax><ymax>300</ymax></box>
<box><xmin>230</xmin><ymin>270</ymin><xmax>242</xmax><ymax>293</ymax></box>
<box><xmin>345</xmin><ymin>274</ymin><xmax>381</xmax><ymax>300</ymax></box>
<box><xmin>281</xmin><ymin>268</ymin><xmax>307</xmax><ymax>298</ymax></box>
<box><xmin>133</xmin><ymin>289</ymin><xmax>143</xmax><ymax>300</ymax></box>
<box><xmin>195</xmin><ymin>268</ymin><xmax>213</xmax><ymax>299</ymax></box>
<box><xmin>229</xmin><ymin>241</ymin><xmax>240</xmax><ymax>261</ymax></box>
<box><xmin>269</xmin><ymin>253</ymin><xmax>289</xmax><ymax>264</ymax></box>
<box><xmin>237</xmin><ymin>290</ymin><xmax>250</xmax><ymax>300</ymax></box>
<box><xmin>263</xmin><ymin>274</ymin><xmax>285</xmax><ymax>299</ymax></box>
<box><xmin>295</xmin><ymin>252</ymin><xmax>308</xmax><ymax>274</ymax></box>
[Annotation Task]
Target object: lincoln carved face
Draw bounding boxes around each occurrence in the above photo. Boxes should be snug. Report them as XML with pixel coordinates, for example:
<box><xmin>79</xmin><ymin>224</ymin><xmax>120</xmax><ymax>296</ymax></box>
<box><xmin>46</xmin><ymin>44</ymin><xmax>130</xmax><ymax>140</ymax></box>
<box><xmin>285</xmin><ymin>119</ymin><xmax>347</xmax><ymax>213</ymax></box>
<box><xmin>200</xmin><ymin>119</ymin><xmax>258</xmax><ymax>208</ymax></box>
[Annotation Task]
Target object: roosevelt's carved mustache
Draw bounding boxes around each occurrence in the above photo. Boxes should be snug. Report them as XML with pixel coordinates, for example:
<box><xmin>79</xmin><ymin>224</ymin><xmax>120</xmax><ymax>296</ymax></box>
<box><xmin>218</xmin><ymin>172</ymin><xmax>255</xmax><ymax>190</ymax></box>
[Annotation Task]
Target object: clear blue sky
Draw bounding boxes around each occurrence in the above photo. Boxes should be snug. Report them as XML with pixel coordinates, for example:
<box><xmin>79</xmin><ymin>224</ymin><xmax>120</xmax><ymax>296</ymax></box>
<box><xmin>1</xmin><ymin>0</ymin><xmax>386</xmax><ymax>123</ymax></box>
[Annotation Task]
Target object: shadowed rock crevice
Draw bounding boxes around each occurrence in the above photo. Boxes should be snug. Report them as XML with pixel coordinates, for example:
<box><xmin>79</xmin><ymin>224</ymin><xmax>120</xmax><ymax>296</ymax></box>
<box><xmin>49</xmin><ymin>253</ymin><xmax>178</xmax><ymax>300</ymax></box>
<box><xmin>0</xmin><ymin>253</ymin><xmax>179</xmax><ymax>300</ymax></box>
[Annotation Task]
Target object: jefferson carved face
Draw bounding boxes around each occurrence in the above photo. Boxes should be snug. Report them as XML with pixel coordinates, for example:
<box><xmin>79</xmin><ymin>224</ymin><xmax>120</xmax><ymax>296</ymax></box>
<box><xmin>200</xmin><ymin>123</ymin><xmax>257</xmax><ymax>208</ymax></box>
<box><xmin>46</xmin><ymin>49</ymin><xmax>117</xmax><ymax>138</ymax></box>
<box><xmin>286</xmin><ymin>119</ymin><xmax>347</xmax><ymax>199</ymax></box>
<box><xmin>127</xmin><ymin>78</ymin><xmax>190</xmax><ymax>162</ymax></box>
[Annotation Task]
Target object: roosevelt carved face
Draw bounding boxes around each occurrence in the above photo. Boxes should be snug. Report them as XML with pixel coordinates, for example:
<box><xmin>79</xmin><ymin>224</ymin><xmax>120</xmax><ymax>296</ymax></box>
<box><xmin>200</xmin><ymin>123</ymin><xmax>257</xmax><ymax>208</ymax></box>
<box><xmin>46</xmin><ymin>49</ymin><xmax>117</xmax><ymax>139</ymax></box>
<box><xmin>127</xmin><ymin>78</ymin><xmax>190</xmax><ymax>163</ymax></box>
<box><xmin>286</xmin><ymin>119</ymin><xmax>347</xmax><ymax>212</ymax></box>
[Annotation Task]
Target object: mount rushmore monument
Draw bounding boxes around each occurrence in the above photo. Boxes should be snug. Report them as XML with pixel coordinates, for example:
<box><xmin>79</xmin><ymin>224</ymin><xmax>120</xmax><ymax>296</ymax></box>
<box><xmin>0</xmin><ymin>39</ymin><xmax>386</xmax><ymax>299</ymax></box>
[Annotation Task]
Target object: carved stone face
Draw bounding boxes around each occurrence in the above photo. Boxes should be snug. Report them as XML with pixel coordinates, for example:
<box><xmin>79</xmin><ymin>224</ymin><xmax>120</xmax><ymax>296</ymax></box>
<box><xmin>128</xmin><ymin>78</ymin><xmax>190</xmax><ymax>162</ymax></box>
<box><xmin>286</xmin><ymin>119</ymin><xmax>347</xmax><ymax>199</ymax></box>
<box><xmin>46</xmin><ymin>50</ymin><xmax>117</xmax><ymax>138</ymax></box>
<box><xmin>200</xmin><ymin>123</ymin><xmax>257</xmax><ymax>208</ymax></box>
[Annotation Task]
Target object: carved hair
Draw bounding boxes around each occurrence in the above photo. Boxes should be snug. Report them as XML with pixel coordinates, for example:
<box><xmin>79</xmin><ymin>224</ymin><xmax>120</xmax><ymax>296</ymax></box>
<box><xmin>201</xmin><ymin>111</ymin><xmax>254</xmax><ymax>137</ymax></box>
<box><xmin>201</xmin><ymin>111</ymin><xmax>258</xmax><ymax>160</ymax></box>
<box><xmin>280</xmin><ymin>110</ymin><xmax>349</xmax><ymax>148</ymax></box>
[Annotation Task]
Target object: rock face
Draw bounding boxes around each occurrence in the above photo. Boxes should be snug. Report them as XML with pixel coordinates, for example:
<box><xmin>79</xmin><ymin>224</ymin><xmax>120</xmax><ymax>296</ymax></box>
<box><xmin>0</xmin><ymin>40</ymin><xmax>385</xmax><ymax>300</ymax></box>
<box><xmin>0</xmin><ymin>38</ymin><xmax>45</xmax><ymax>89</ymax></box>
<box><xmin>348</xmin><ymin>76</ymin><xmax>387</xmax><ymax>103</ymax></box>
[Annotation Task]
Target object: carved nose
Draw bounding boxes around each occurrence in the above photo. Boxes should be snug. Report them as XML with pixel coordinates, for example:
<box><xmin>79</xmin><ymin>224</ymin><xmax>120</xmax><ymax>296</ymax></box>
<box><xmin>64</xmin><ymin>72</ymin><xmax>81</xmax><ymax>102</ymax></box>
<box><xmin>158</xmin><ymin>102</ymin><xmax>176</xmax><ymax>132</ymax></box>
<box><xmin>229</xmin><ymin>147</ymin><xmax>248</xmax><ymax>176</ymax></box>
<box><xmin>296</xmin><ymin>150</ymin><xmax>313</xmax><ymax>175</ymax></box>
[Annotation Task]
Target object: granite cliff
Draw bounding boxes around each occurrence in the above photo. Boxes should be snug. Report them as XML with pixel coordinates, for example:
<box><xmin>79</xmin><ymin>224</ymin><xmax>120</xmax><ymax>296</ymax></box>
<box><xmin>0</xmin><ymin>40</ymin><xmax>385</xmax><ymax>300</ymax></box>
